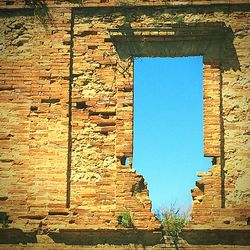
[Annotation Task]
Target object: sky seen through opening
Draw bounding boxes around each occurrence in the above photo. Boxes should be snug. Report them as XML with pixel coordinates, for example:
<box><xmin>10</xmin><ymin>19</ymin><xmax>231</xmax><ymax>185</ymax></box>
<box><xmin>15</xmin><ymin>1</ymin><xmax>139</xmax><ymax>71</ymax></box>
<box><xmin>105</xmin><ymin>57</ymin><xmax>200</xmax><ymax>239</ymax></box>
<box><xmin>133</xmin><ymin>56</ymin><xmax>211</xmax><ymax>212</ymax></box>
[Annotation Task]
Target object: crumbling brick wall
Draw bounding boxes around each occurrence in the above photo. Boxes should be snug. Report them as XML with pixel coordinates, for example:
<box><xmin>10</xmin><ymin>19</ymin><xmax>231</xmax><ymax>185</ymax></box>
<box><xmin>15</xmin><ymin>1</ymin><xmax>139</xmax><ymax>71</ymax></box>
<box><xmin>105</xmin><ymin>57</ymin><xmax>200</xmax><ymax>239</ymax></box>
<box><xmin>0</xmin><ymin>0</ymin><xmax>249</xmax><ymax>236</ymax></box>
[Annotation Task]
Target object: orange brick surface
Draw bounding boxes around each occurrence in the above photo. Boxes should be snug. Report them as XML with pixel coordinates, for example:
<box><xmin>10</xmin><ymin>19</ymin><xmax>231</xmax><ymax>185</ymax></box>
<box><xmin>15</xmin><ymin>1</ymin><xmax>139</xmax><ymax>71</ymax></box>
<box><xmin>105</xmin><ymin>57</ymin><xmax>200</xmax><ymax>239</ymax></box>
<box><xmin>0</xmin><ymin>0</ymin><xmax>249</xmax><ymax>243</ymax></box>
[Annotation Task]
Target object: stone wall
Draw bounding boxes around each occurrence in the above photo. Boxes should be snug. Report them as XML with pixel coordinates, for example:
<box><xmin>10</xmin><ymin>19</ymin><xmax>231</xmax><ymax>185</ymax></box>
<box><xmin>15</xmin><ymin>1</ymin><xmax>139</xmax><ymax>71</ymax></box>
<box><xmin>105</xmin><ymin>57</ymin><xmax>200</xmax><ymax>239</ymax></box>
<box><xmin>0</xmin><ymin>0</ymin><xmax>249</xmax><ymax>246</ymax></box>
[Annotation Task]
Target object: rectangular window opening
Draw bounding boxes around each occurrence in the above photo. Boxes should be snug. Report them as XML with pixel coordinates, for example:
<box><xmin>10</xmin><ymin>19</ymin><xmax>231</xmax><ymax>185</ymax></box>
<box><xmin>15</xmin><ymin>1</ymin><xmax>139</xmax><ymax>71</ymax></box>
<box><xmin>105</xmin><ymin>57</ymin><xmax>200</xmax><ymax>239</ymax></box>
<box><xmin>133</xmin><ymin>56</ymin><xmax>212</xmax><ymax>213</ymax></box>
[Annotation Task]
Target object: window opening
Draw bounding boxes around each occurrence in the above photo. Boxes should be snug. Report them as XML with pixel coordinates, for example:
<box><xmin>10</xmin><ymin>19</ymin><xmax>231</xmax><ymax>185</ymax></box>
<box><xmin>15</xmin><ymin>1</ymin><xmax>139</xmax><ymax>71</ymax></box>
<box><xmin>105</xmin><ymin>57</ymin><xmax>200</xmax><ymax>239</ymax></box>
<box><xmin>133</xmin><ymin>56</ymin><xmax>211</xmax><ymax>212</ymax></box>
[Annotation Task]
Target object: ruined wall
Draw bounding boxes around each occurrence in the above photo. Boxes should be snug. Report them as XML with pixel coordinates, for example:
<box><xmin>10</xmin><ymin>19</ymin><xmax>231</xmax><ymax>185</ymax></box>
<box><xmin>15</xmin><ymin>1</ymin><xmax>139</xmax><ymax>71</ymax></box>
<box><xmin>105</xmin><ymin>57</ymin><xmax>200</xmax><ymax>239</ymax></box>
<box><xmin>0</xmin><ymin>0</ymin><xmax>249</xmax><ymax>242</ymax></box>
<box><xmin>0</xmin><ymin>7</ymin><xmax>73</xmax><ymax>231</ymax></box>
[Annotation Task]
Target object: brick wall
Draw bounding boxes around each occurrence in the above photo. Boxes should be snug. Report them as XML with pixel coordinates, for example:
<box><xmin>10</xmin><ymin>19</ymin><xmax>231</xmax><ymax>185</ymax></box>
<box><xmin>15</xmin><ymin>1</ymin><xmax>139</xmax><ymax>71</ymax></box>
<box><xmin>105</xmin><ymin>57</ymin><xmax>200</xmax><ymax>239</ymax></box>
<box><xmin>0</xmin><ymin>0</ymin><xmax>249</xmax><ymax>242</ymax></box>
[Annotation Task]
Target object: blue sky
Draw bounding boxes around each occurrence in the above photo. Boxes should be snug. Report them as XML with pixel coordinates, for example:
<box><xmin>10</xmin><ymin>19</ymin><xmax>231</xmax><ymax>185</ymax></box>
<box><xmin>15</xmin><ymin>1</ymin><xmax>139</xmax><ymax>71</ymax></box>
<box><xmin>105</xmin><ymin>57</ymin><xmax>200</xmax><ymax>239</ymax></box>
<box><xmin>133</xmin><ymin>56</ymin><xmax>211</xmax><ymax>212</ymax></box>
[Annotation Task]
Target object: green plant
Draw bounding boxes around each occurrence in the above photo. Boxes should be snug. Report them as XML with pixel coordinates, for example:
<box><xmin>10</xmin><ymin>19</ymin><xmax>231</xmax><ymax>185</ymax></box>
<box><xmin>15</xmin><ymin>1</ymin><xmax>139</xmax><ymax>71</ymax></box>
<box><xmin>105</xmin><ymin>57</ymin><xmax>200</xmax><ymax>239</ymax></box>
<box><xmin>118</xmin><ymin>211</ymin><xmax>133</xmax><ymax>228</ymax></box>
<box><xmin>175</xmin><ymin>15</ymin><xmax>184</xmax><ymax>24</ymax></box>
<box><xmin>0</xmin><ymin>212</ymin><xmax>9</xmax><ymax>228</ymax></box>
<box><xmin>155</xmin><ymin>205</ymin><xmax>189</xmax><ymax>246</ymax></box>
<box><xmin>2</xmin><ymin>219</ymin><xmax>9</xmax><ymax>228</ymax></box>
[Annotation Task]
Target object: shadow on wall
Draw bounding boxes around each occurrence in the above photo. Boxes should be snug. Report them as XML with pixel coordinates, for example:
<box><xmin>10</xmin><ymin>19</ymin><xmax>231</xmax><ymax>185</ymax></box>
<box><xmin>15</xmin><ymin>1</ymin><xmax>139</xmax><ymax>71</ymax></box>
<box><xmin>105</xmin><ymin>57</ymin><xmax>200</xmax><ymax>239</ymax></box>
<box><xmin>0</xmin><ymin>1</ymin><xmax>51</xmax><ymax>27</ymax></box>
<box><xmin>0</xmin><ymin>228</ymin><xmax>37</xmax><ymax>244</ymax></box>
<box><xmin>1</xmin><ymin>228</ymin><xmax>250</xmax><ymax>246</ymax></box>
<box><xmin>180</xmin><ymin>229</ymin><xmax>250</xmax><ymax>246</ymax></box>
<box><xmin>107</xmin><ymin>22</ymin><xmax>240</xmax><ymax>72</ymax></box>
<box><xmin>19</xmin><ymin>0</ymin><xmax>52</xmax><ymax>27</ymax></box>
<box><xmin>0</xmin><ymin>228</ymin><xmax>163</xmax><ymax>245</ymax></box>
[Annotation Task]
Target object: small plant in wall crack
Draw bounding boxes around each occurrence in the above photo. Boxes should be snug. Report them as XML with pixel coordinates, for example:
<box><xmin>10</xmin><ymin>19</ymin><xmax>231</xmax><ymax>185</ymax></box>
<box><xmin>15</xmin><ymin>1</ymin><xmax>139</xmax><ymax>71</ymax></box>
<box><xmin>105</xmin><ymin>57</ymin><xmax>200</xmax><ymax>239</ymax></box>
<box><xmin>0</xmin><ymin>212</ymin><xmax>10</xmax><ymax>229</ymax></box>
<box><xmin>1</xmin><ymin>218</ymin><xmax>9</xmax><ymax>228</ymax></box>
<box><xmin>155</xmin><ymin>204</ymin><xmax>189</xmax><ymax>247</ymax></box>
<box><xmin>175</xmin><ymin>15</ymin><xmax>184</xmax><ymax>24</ymax></box>
<box><xmin>118</xmin><ymin>211</ymin><xmax>133</xmax><ymax>228</ymax></box>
